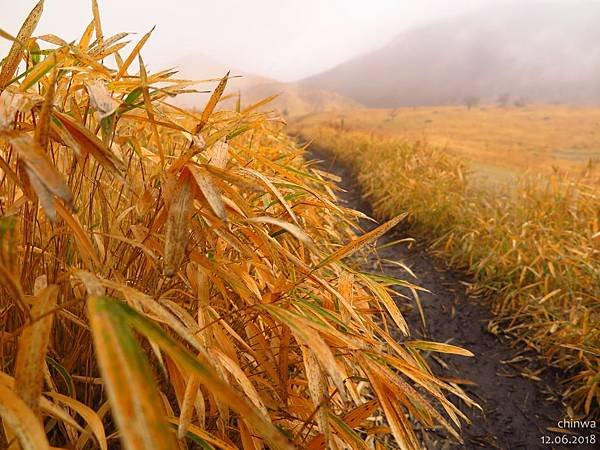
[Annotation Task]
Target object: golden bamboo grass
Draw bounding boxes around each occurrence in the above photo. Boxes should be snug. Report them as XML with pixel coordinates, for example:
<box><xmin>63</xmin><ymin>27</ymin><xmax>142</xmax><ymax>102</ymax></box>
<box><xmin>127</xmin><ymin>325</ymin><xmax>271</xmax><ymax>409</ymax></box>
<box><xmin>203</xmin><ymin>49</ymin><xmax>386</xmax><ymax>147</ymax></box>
<box><xmin>301</xmin><ymin>126</ymin><xmax>600</xmax><ymax>417</ymax></box>
<box><xmin>0</xmin><ymin>2</ymin><xmax>474</xmax><ymax>449</ymax></box>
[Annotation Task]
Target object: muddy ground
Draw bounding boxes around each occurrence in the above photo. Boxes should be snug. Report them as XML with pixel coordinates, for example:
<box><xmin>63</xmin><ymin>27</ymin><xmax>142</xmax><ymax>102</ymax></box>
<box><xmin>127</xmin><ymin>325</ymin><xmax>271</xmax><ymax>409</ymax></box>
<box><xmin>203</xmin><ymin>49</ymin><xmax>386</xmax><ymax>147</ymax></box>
<box><xmin>306</xmin><ymin>147</ymin><xmax>595</xmax><ymax>450</ymax></box>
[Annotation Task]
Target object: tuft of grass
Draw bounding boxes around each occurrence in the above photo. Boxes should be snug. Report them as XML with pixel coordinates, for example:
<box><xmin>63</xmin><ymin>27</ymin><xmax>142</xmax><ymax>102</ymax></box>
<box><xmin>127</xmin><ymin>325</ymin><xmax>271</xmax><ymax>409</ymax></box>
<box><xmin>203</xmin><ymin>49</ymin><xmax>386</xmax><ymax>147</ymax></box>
<box><xmin>0</xmin><ymin>2</ymin><xmax>473</xmax><ymax>449</ymax></box>
<box><xmin>300</xmin><ymin>126</ymin><xmax>600</xmax><ymax>417</ymax></box>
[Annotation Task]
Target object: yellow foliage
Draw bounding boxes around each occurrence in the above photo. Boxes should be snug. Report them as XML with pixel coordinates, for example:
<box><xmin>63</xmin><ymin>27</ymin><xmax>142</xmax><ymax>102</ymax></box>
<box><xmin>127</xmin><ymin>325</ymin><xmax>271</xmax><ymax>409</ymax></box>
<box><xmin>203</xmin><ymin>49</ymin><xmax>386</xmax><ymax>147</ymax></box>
<box><xmin>0</xmin><ymin>2</ymin><xmax>474</xmax><ymax>449</ymax></box>
<box><xmin>300</xmin><ymin>126</ymin><xmax>600</xmax><ymax>416</ymax></box>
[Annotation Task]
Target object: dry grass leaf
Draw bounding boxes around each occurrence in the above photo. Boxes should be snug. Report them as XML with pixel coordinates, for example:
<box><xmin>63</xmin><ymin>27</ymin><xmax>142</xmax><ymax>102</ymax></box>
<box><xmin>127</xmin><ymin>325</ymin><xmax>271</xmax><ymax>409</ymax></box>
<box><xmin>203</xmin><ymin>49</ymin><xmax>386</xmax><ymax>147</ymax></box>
<box><xmin>3</xmin><ymin>132</ymin><xmax>73</xmax><ymax>221</ymax></box>
<box><xmin>301</xmin><ymin>346</ymin><xmax>333</xmax><ymax>449</ymax></box>
<box><xmin>195</xmin><ymin>71</ymin><xmax>229</xmax><ymax>133</ymax></box>
<box><xmin>0</xmin><ymin>91</ymin><xmax>37</xmax><ymax>129</ymax></box>
<box><xmin>206</xmin><ymin>139</ymin><xmax>229</xmax><ymax>169</ymax></box>
<box><xmin>88</xmin><ymin>296</ymin><xmax>179</xmax><ymax>450</ymax></box>
<box><xmin>55</xmin><ymin>201</ymin><xmax>100</xmax><ymax>269</ymax></box>
<box><xmin>0</xmin><ymin>384</ymin><xmax>50</xmax><ymax>450</ymax></box>
<box><xmin>247</xmin><ymin>216</ymin><xmax>312</xmax><ymax>246</ymax></box>
<box><xmin>301</xmin><ymin>125</ymin><xmax>600</xmax><ymax>414</ymax></box>
<box><xmin>163</xmin><ymin>172</ymin><xmax>193</xmax><ymax>276</ymax></box>
<box><xmin>45</xmin><ymin>392</ymin><xmax>108</xmax><ymax>450</ymax></box>
<box><xmin>0</xmin><ymin>3</ymin><xmax>479</xmax><ymax>448</ymax></box>
<box><xmin>33</xmin><ymin>69</ymin><xmax>56</xmax><ymax>149</ymax></box>
<box><xmin>406</xmin><ymin>340</ymin><xmax>475</xmax><ymax>357</ymax></box>
<box><xmin>317</xmin><ymin>213</ymin><xmax>407</xmax><ymax>268</ymax></box>
<box><xmin>114</xmin><ymin>25</ymin><xmax>155</xmax><ymax>80</ymax></box>
<box><xmin>91</xmin><ymin>296</ymin><xmax>295</xmax><ymax>450</ymax></box>
<box><xmin>167</xmin><ymin>417</ymin><xmax>238</xmax><ymax>450</ymax></box>
<box><xmin>239</xmin><ymin>168</ymin><xmax>299</xmax><ymax>224</ymax></box>
<box><xmin>0</xmin><ymin>0</ymin><xmax>43</xmax><ymax>89</ymax></box>
<box><xmin>86</xmin><ymin>79</ymin><xmax>119</xmax><ymax>119</ymax></box>
<box><xmin>91</xmin><ymin>0</ymin><xmax>103</xmax><ymax>44</ymax></box>
<box><xmin>177</xmin><ymin>375</ymin><xmax>200</xmax><ymax>440</ymax></box>
<box><xmin>186</xmin><ymin>164</ymin><xmax>227</xmax><ymax>220</ymax></box>
<box><xmin>53</xmin><ymin>110</ymin><xmax>125</xmax><ymax>178</ymax></box>
<box><xmin>14</xmin><ymin>285</ymin><xmax>58</xmax><ymax>416</ymax></box>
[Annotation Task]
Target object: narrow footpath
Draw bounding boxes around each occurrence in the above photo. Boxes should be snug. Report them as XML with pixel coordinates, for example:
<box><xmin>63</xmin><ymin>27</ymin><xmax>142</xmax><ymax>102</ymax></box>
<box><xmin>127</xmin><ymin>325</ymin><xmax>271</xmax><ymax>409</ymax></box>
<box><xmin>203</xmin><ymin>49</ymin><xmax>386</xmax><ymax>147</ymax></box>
<box><xmin>307</xmin><ymin>147</ymin><xmax>592</xmax><ymax>450</ymax></box>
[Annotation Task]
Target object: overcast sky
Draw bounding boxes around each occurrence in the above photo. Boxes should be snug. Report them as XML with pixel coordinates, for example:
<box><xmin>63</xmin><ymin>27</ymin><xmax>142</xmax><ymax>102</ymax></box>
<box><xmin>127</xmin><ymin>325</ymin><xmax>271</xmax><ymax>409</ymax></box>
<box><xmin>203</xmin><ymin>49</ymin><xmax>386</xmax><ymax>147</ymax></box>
<box><xmin>0</xmin><ymin>0</ymin><xmax>575</xmax><ymax>81</ymax></box>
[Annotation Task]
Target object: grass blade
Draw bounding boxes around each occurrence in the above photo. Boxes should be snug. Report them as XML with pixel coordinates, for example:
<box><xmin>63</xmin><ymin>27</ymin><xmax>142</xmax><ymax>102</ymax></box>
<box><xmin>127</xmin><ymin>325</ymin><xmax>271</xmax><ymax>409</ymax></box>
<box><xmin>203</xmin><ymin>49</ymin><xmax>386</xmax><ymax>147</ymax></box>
<box><xmin>317</xmin><ymin>214</ymin><xmax>407</xmax><ymax>268</ymax></box>
<box><xmin>88</xmin><ymin>295</ymin><xmax>179</xmax><ymax>450</ymax></box>
<box><xmin>0</xmin><ymin>384</ymin><xmax>50</xmax><ymax>450</ymax></box>
<box><xmin>89</xmin><ymin>296</ymin><xmax>295</xmax><ymax>450</ymax></box>
<box><xmin>0</xmin><ymin>0</ymin><xmax>43</xmax><ymax>89</ymax></box>
<box><xmin>14</xmin><ymin>285</ymin><xmax>58</xmax><ymax>416</ymax></box>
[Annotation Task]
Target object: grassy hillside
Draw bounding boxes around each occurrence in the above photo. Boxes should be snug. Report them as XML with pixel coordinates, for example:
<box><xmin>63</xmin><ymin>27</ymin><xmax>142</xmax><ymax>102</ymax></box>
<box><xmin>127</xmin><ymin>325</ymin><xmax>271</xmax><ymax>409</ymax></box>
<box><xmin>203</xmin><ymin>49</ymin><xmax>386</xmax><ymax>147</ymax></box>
<box><xmin>298</xmin><ymin>125</ymin><xmax>600</xmax><ymax>418</ymax></box>
<box><xmin>169</xmin><ymin>53</ymin><xmax>359</xmax><ymax>117</ymax></box>
<box><xmin>294</xmin><ymin>105</ymin><xmax>600</xmax><ymax>183</ymax></box>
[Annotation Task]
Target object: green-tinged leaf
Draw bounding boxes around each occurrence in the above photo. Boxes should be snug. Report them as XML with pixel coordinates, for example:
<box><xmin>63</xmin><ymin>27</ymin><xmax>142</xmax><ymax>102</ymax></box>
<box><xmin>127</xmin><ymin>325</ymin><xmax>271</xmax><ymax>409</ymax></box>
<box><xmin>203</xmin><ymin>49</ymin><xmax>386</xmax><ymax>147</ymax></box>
<box><xmin>88</xmin><ymin>295</ymin><xmax>179</xmax><ymax>450</ymax></box>
<box><xmin>20</xmin><ymin>51</ymin><xmax>58</xmax><ymax>92</ymax></box>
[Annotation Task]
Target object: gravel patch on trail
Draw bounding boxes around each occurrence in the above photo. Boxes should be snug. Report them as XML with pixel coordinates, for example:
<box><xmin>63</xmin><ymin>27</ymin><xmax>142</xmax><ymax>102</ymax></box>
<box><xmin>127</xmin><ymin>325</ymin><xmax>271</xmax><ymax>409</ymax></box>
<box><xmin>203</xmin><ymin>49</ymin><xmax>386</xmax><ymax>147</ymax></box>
<box><xmin>306</xmin><ymin>147</ymin><xmax>594</xmax><ymax>450</ymax></box>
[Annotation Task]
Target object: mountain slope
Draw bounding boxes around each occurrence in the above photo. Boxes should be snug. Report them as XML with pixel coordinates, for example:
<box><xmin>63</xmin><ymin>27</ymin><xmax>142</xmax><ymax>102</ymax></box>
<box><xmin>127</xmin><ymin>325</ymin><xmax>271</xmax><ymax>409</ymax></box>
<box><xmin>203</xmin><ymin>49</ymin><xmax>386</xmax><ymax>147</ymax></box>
<box><xmin>300</xmin><ymin>1</ymin><xmax>600</xmax><ymax>107</ymax></box>
<box><xmin>169</xmin><ymin>53</ymin><xmax>359</xmax><ymax>115</ymax></box>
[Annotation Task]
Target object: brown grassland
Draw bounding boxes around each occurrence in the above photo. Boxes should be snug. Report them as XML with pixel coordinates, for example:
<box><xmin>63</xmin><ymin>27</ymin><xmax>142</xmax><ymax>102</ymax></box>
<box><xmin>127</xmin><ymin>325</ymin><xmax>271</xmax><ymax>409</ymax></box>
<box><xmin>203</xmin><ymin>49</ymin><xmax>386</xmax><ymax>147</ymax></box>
<box><xmin>0</xmin><ymin>2</ymin><xmax>482</xmax><ymax>449</ymax></box>
<box><xmin>295</xmin><ymin>105</ymin><xmax>600</xmax><ymax>182</ymax></box>
<box><xmin>296</xmin><ymin>120</ymin><xmax>600</xmax><ymax>419</ymax></box>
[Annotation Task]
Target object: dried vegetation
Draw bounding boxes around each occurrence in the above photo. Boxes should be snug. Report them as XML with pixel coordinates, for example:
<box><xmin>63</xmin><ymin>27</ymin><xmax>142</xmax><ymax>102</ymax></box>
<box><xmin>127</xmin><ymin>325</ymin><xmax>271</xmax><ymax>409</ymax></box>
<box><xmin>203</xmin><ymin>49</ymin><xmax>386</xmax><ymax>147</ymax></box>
<box><xmin>300</xmin><ymin>126</ymin><xmax>600</xmax><ymax>418</ymax></box>
<box><xmin>0</xmin><ymin>2</ymin><xmax>474</xmax><ymax>449</ymax></box>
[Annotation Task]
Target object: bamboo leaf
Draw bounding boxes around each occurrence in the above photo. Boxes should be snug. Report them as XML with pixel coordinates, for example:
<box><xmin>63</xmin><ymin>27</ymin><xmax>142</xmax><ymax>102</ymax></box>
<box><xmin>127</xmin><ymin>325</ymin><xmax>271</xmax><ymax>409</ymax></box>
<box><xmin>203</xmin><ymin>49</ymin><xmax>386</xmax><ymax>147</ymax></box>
<box><xmin>114</xmin><ymin>26</ymin><xmax>155</xmax><ymax>80</ymax></box>
<box><xmin>91</xmin><ymin>0</ymin><xmax>103</xmax><ymax>44</ymax></box>
<box><xmin>0</xmin><ymin>0</ymin><xmax>43</xmax><ymax>89</ymax></box>
<box><xmin>405</xmin><ymin>340</ymin><xmax>474</xmax><ymax>357</ymax></box>
<box><xmin>88</xmin><ymin>295</ymin><xmax>179</xmax><ymax>450</ymax></box>
<box><xmin>14</xmin><ymin>285</ymin><xmax>58</xmax><ymax>416</ymax></box>
<box><xmin>0</xmin><ymin>383</ymin><xmax>50</xmax><ymax>450</ymax></box>
<box><xmin>247</xmin><ymin>216</ymin><xmax>312</xmax><ymax>246</ymax></box>
<box><xmin>195</xmin><ymin>71</ymin><xmax>229</xmax><ymax>133</ymax></box>
<box><xmin>163</xmin><ymin>172</ymin><xmax>193</xmax><ymax>276</ymax></box>
<box><xmin>89</xmin><ymin>296</ymin><xmax>295</xmax><ymax>450</ymax></box>
<box><xmin>317</xmin><ymin>214</ymin><xmax>407</xmax><ymax>268</ymax></box>
<box><xmin>45</xmin><ymin>392</ymin><xmax>108</xmax><ymax>450</ymax></box>
<box><xmin>3</xmin><ymin>132</ymin><xmax>73</xmax><ymax>221</ymax></box>
<box><xmin>186</xmin><ymin>164</ymin><xmax>227</xmax><ymax>221</ymax></box>
<box><xmin>53</xmin><ymin>110</ymin><xmax>125</xmax><ymax>178</ymax></box>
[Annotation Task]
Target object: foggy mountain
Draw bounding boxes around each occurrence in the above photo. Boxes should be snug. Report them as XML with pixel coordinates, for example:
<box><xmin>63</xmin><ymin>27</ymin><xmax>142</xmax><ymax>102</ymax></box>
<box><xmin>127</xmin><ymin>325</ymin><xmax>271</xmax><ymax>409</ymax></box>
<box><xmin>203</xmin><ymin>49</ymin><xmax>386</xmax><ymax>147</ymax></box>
<box><xmin>300</xmin><ymin>1</ymin><xmax>600</xmax><ymax>107</ymax></box>
<box><xmin>169</xmin><ymin>53</ymin><xmax>359</xmax><ymax>115</ymax></box>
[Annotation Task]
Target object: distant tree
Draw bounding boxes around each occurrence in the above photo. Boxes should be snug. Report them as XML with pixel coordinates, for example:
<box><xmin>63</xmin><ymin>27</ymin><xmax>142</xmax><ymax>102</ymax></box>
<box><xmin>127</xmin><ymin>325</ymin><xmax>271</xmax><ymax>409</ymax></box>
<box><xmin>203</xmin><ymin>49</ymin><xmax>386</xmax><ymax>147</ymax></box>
<box><xmin>464</xmin><ymin>96</ymin><xmax>480</xmax><ymax>110</ymax></box>
<box><xmin>497</xmin><ymin>92</ymin><xmax>511</xmax><ymax>107</ymax></box>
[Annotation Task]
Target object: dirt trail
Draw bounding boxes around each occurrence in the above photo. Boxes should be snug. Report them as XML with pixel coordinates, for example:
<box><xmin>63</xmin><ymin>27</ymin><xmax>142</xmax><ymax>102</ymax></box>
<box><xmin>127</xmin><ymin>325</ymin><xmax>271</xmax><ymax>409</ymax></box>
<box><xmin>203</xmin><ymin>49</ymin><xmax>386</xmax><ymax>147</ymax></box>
<box><xmin>307</xmin><ymin>147</ymin><xmax>593</xmax><ymax>450</ymax></box>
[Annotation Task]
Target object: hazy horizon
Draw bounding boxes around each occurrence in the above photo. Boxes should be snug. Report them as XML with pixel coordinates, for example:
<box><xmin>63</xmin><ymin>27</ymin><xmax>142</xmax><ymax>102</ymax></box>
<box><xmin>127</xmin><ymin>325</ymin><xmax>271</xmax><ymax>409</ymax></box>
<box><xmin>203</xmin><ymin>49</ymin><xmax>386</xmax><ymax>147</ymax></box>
<box><xmin>0</xmin><ymin>0</ymin><xmax>581</xmax><ymax>82</ymax></box>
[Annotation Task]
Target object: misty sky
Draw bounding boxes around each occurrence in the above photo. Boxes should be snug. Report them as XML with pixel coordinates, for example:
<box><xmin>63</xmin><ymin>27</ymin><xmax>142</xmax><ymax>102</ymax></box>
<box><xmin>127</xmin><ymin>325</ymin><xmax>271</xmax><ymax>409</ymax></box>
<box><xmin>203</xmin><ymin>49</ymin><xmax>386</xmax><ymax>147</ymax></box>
<box><xmin>0</xmin><ymin>0</ymin><xmax>577</xmax><ymax>81</ymax></box>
